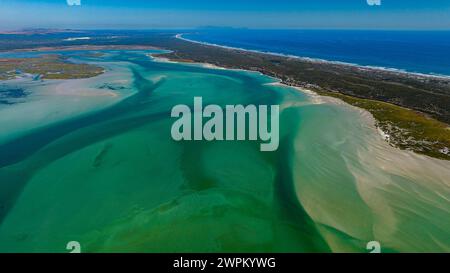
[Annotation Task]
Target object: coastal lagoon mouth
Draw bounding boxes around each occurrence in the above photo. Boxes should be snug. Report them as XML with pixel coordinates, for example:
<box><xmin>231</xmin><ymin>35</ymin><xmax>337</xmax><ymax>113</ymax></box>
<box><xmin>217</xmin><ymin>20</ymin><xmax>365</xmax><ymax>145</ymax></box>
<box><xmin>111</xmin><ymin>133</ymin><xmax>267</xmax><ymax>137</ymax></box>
<box><xmin>0</xmin><ymin>50</ymin><xmax>449</xmax><ymax>253</ymax></box>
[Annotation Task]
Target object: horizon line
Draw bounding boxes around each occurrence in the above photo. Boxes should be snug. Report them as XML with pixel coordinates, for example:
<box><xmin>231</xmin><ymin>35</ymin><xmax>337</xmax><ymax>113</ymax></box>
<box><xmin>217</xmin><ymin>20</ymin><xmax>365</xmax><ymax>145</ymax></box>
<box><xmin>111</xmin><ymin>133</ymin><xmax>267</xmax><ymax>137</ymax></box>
<box><xmin>2</xmin><ymin>27</ymin><xmax>450</xmax><ymax>32</ymax></box>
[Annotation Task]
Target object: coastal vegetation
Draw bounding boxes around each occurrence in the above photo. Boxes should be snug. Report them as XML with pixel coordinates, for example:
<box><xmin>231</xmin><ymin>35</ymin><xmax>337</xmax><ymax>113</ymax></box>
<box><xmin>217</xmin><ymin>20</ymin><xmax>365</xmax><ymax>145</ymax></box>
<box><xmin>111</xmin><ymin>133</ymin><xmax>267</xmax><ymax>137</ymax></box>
<box><xmin>0</xmin><ymin>54</ymin><xmax>104</xmax><ymax>80</ymax></box>
<box><xmin>317</xmin><ymin>91</ymin><xmax>450</xmax><ymax>159</ymax></box>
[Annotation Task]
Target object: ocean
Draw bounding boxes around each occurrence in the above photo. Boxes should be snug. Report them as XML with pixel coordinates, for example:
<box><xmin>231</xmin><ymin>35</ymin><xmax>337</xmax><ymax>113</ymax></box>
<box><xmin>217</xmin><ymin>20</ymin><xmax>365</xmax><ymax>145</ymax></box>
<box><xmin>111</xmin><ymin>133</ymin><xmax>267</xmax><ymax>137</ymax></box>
<box><xmin>183</xmin><ymin>29</ymin><xmax>450</xmax><ymax>76</ymax></box>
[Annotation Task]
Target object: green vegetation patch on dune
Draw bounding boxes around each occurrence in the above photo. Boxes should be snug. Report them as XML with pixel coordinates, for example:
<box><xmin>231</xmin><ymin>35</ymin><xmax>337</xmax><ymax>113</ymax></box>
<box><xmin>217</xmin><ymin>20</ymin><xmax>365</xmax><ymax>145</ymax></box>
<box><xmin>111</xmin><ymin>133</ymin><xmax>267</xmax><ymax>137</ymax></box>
<box><xmin>318</xmin><ymin>90</ymin><xmax>450</xmax><ymax>160</ymax></box>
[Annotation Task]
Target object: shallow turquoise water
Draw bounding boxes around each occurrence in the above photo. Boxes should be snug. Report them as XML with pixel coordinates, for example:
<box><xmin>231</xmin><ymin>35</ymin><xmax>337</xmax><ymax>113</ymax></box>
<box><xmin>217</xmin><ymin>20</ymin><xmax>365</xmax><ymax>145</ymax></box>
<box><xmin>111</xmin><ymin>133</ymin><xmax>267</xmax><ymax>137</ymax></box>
<box><xmin>0</xmin><ymin>51</ymin><xmax>448</xmax><ymax>253</ymax></box>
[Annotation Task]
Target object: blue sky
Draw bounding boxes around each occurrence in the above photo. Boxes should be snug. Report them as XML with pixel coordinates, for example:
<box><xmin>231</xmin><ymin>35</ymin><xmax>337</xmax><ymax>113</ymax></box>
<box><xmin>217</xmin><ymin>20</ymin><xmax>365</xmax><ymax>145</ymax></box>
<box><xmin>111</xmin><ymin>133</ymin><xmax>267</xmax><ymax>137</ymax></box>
<box><xmin>1</xmin><ymin>0</ymin><xmax>449</xmax><ymax>30</ymax></box>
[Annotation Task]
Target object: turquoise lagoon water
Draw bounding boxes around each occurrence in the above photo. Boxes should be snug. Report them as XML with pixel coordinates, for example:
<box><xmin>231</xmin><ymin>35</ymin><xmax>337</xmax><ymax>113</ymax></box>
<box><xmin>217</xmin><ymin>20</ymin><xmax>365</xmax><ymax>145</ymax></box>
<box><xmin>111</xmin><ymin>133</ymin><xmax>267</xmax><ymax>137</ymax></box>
<box><xmin>0</xmin><ymin>50</ymin><xmax>448</xmax><ymax>253</ymax></box>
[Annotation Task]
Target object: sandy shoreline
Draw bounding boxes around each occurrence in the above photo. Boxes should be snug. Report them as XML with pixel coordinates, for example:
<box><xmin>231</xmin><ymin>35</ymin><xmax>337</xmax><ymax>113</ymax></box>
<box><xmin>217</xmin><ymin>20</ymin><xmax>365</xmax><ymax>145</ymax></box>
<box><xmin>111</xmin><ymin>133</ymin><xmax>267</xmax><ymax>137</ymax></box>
<box><xmin>150</xmin><ymin>48</ymin><xmax>373</xmax><ymax>109</ymax></box>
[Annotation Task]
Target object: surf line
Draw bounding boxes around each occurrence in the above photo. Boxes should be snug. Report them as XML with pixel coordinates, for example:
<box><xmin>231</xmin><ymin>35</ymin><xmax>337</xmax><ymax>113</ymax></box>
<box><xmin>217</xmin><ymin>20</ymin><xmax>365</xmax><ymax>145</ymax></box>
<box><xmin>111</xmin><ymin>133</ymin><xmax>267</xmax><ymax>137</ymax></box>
<box><xmin>171</xmin><ymin>97</ymin><xmax>280</xmax><ymax>152</ymax></box>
